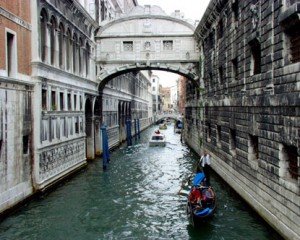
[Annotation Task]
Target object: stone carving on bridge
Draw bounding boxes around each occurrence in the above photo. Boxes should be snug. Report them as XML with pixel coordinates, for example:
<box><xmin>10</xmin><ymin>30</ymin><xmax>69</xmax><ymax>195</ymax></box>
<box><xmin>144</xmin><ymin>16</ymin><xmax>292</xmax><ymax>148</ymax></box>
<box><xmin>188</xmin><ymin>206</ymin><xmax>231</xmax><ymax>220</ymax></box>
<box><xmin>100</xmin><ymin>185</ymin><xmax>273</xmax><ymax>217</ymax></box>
<box><xmin>144</xmin><ymin>41</ymin><xmax>151</xmax><ymax>51</ymax></box>
<box><xmin>143</xmin><ymin>19</ymin><xmax>152</xmax><ymax>33</ymax></box>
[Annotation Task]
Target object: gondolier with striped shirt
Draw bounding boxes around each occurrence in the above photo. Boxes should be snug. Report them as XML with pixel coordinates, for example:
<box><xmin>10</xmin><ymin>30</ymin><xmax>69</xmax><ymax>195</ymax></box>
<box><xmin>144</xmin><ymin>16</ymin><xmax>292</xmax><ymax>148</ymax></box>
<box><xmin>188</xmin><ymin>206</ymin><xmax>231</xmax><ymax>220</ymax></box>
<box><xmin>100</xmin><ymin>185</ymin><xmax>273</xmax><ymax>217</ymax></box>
<box><xmin>199</xmin><ymin>151</ymin><xmax>211</xmax><ymax>186</ymax></box>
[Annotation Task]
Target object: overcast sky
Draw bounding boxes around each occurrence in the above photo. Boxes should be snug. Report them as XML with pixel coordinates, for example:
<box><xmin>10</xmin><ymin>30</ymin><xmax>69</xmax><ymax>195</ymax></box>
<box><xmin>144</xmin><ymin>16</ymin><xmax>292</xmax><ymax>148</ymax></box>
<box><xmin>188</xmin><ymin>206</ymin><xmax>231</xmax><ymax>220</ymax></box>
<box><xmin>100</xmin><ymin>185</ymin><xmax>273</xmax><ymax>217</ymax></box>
<box><xmin>137</xmin><ymin>0</ymin><xmax>210</xmax><ymax>87</ymax></box>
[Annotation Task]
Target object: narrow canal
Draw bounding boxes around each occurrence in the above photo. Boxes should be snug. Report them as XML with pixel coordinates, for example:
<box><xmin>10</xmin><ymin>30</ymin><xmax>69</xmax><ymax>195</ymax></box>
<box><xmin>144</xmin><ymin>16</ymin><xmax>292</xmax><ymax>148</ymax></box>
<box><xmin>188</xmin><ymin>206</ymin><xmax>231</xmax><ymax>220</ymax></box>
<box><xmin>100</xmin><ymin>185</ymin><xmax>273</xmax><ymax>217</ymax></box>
<box><xmin>0</xmin><ymin>125</ymin><xmax>282</xmax><ymax>240</ymax></box>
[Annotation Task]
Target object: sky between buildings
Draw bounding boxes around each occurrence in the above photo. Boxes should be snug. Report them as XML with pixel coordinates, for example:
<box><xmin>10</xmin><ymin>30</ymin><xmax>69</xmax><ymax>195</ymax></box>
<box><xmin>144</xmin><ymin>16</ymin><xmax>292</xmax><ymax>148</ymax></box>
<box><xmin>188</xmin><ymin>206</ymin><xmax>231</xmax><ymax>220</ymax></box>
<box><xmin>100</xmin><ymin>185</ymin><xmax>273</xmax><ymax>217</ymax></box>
<box><xmin>137</xmin><ymin>0</ymin><xmax>210</xmax><ymax>87</ymax></box>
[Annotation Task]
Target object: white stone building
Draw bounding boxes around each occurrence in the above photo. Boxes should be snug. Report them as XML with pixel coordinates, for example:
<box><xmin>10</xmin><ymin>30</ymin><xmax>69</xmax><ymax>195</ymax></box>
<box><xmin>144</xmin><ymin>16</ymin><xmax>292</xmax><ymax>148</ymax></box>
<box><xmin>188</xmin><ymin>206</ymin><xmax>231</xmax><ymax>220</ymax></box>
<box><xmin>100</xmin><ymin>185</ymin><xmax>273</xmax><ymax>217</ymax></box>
<box><xmin>31</xmin><ymin>0</ymin><xmax>98</xmax><ymax>189</ymax></box>
<box><xmin>151</xmin><ymin>74</ymin><xmax>160</xmax><ymax>114</ymax></box>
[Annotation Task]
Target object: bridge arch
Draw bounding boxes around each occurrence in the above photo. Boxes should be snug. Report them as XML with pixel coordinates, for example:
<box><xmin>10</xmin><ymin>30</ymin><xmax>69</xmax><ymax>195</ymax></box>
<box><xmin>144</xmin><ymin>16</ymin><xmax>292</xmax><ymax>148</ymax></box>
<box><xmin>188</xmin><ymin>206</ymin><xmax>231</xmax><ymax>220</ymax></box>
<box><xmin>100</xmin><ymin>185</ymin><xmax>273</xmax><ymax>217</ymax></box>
<box><xmin>97</xmin><ymin>66</ymin><xmax>199</xmax><ymax>92</ymax></box>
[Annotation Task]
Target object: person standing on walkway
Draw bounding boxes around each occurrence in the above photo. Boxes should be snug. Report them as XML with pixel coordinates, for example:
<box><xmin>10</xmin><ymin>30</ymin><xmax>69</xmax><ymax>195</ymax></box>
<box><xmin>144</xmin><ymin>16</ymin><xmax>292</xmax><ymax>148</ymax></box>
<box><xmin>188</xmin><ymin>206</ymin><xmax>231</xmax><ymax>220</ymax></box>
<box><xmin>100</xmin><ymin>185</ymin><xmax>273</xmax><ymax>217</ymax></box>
<box><xmin>199</xmin><ymin>150</ymin><xmax>211</xmax><ymax>186</ymax></box>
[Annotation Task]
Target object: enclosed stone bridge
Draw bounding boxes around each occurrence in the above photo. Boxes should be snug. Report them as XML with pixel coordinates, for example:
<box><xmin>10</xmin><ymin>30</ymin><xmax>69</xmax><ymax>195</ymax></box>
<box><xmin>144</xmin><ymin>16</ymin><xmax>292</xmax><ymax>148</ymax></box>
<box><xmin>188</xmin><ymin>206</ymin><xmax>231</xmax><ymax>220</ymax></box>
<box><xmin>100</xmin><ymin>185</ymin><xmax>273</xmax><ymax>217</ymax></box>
<box><xmin>155</xmin><ymin>113</ymin><xmax>182</xmax><ymax>122</ymax></box>
<box><xmin>95</xmin><ymin>5</ymin><xmax>200</xmax><ymax>89</ymax></box>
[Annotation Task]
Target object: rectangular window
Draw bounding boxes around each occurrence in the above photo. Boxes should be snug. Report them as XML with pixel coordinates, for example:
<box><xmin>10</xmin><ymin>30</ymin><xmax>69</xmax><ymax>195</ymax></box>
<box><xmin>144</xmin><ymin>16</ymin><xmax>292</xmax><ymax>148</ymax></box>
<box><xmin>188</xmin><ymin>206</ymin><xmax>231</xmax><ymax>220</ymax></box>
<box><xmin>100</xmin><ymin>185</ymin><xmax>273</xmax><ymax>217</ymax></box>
<box><xmin>80</xmin><ymin>95</ymin><xmax>83</xmax><ymax>110</ymax></box>
<box><xmin>232</xmin><ymin>1</ymin><xmax>239</xmax><ymax>27</ymax></box>
<box><xmin>289</xmin><ymin>27</ymin><xmax>300</xmax><ymax>63</ymax></box>
<box><xmin>218</xmin><ymin>19</ymin><xmax>224</xmax><ymax>39</ymax></box>
<box><xmin>64</xmin><ymin>117</ymin><xmax>68</xmax><ymax>137</ymax></box>
<box><xmin>68</xmin><ymin>93</ymin><xmax>71</xmax><ymax>110</ymax></box>
<box><xmin>74</xmin><ymin>95</ymin><xmax>77</xmax><ymax>111</ymax></box>
<box><xmin>123</xmin><ymin>41</ymin><xmax>133</xmax><ymax>51</ymax></box>
<box><xmin>60</xmin><ymin>92</ymin><xmax>64</xmax><ymax>111</ymax></box>
<box><xmin>69</xmin><ymin>117</ymin><xmax>73</xmax><ymax>135</ymax></box>
<box><xmin>230</xmin><ymin>129</ymin><xmax>237</xmax><ymax>156</ymax></box>
<box><xmin>283</xmin><ymin>145</ymin><xmax>298</xmax><ymax>180</ymax></box>
<box><xmin>152</xmin><ymin>86</ymin><xmax>155</xmax><ymax>91</ymax></box>
<box><xmin>23</xmin><ymin>135</ymin><xmax>29</xmax><ymax>154</ymax></box>
<box><xmin>217</xmin><ymin>125</ymin><xmax>221</xmax><ymax>147</ymax></box>
<box><xmin>219</xmin><ymin>66</ymin><xmax>224</xmax><ymax>85</ymax></box>
<box><xmin>100</xmin><ymin>0</ymin><xmax>106</xmax><ymax>21</ymax></box>
<box><xmin>51</xmin><ymin>90</ymin><xmax>56</xmax><ymax>110</ymax></box>
<box><xmin>56</xmin><ymin>119</ymin><xmax>60</xmax><ymax>140</ymax></box>
<box><xmin>6</xmin><ymin>32</ymin><xmax>16</xmax><ymax>77</ymax></box>
<box><xmin>42</xmin><ymin>89</ymin><xmax>47</xmax><ymax>110</ymax></box>
<box><xmin>249</xmin><ymin>39</ymin><xmax>261</xmax><ymax>75</ymax></box>
<box><xmin>232</xmin><ymin>58</ymin><xmax>238</xmax><ymax>81</ymax></box>
<box><xmin>75</xmin><ymin>117</ymin><xmax>79</xmax><ymax>134</ymax></box>
<box><xmin>249</xmin><ymin>134</ymin><xmax>259</xmax><ymax>160</ymax></box>
<box><xmin>163</xmin><ymin>40</ymin><xmax>173</xmax><ymax>51</ymax></box>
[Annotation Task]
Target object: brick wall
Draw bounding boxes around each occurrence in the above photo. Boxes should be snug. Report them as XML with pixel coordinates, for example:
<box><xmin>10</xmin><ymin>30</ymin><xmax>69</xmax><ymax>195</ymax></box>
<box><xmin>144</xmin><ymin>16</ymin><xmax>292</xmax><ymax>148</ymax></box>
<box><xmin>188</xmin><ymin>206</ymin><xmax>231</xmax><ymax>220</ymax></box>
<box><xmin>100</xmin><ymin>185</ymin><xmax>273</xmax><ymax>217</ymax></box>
<box><xmin>0</xmin><ymin>0</ymin><xmax>31</xmax><ymax>75</ymax></box>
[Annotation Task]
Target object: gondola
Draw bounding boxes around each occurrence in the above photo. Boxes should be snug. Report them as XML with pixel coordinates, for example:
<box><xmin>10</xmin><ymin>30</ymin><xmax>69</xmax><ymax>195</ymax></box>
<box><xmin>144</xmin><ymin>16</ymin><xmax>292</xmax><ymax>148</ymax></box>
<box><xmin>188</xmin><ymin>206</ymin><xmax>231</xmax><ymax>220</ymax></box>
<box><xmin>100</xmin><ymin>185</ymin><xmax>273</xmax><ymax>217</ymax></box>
<box><xmin>186</xmin><ymin>172</ymin><xmax>216</xmax><ymax>226</ymax></box>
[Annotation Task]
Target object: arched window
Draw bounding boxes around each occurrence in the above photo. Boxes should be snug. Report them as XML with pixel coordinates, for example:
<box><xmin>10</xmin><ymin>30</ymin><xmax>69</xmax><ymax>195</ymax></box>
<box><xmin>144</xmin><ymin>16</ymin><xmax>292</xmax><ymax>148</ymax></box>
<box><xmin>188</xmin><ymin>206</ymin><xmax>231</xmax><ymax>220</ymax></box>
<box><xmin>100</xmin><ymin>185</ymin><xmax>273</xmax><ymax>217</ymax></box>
<box><xmin>79</xmin><ymin>38</ymin><xmax>83</xmax><ymax>74</ymax></box>
<box><xmin>50</xmin><ymin>16</ymin><xmax>57</xmax><ymax>65</ymax></box>
<box><xmin>40</xmin><ymin>9</ymin><xmax>48</xmax><ymax>62</ymax></box>
<box><xmin>58</xmin><ymin>23</ymin><xmax>65</xmax><ymax>68</ymax></box>
<box><xmin>86</xmin><ymin>43</ymin><xmax>90</xmax><ymax>77</ymax></box>
<box><xmin>73</xmin><ymin>34</ymin><xmax>77</xmax><ymax>73</ymax></box>
<box><xmin>66</xmin><ymin>29</ymin><xmax>71</xmax><ymax>70</ymax></box>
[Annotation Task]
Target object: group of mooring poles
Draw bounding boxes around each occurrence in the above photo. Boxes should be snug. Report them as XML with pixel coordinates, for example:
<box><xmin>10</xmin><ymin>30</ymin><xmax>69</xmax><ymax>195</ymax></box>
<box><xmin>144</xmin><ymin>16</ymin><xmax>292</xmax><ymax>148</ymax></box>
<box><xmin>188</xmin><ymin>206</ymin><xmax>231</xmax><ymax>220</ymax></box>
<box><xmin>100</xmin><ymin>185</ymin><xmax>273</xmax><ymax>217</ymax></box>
<box><xmin>101</xmin><ymin>118</ymin><xmax>141</xmax><ymax>170</ymax></box>
<box><xmin>126</xmin><ymin>118</ymin><xmax>140</xmax><ymax>146</ymax></box>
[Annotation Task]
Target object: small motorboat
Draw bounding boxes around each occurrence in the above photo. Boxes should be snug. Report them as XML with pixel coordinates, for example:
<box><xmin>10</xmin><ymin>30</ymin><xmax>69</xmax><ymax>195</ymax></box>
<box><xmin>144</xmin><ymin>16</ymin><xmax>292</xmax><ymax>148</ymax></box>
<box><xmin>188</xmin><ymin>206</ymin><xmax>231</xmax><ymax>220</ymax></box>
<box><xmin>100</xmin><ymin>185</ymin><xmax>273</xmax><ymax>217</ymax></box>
<box><xmin>186</xmin><ymin>172</ymin><xmax>216</xmax><ymax>226</ymax></box>
<box><xmin>149</xmin><ymin>130</ymin><xmax>166</xmax><ymax>147</ymax></box>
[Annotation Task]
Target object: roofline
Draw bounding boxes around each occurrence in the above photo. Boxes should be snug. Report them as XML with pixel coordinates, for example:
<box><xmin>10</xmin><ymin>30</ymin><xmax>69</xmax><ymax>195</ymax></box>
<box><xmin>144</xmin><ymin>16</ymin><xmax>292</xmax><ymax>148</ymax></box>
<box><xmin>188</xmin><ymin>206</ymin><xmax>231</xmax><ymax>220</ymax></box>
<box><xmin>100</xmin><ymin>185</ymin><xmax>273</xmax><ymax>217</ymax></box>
<box><xmin>194</xmin><ymin>0</ymin><xmax>228</xmax><ymax>41</ymax></box>
<box><xmin>97</xmin><ymin>14</ymin><xmax>195</xmax><ymax>35</ymax></box>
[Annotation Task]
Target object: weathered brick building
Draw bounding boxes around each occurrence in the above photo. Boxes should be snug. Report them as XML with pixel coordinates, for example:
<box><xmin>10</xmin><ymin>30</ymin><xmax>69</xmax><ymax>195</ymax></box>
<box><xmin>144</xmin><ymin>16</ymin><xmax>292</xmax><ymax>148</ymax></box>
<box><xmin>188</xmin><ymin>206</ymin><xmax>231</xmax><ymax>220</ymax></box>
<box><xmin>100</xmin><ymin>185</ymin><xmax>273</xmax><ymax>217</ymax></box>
<box><xmin>0</xmin><ymin>0</ymin><xmax>33</xmax><ymax>214</ymax></box>
<box><xmin>186</xmin><ymin>0</ymin><xmax>300</xmax><ymax>239</ymax></box>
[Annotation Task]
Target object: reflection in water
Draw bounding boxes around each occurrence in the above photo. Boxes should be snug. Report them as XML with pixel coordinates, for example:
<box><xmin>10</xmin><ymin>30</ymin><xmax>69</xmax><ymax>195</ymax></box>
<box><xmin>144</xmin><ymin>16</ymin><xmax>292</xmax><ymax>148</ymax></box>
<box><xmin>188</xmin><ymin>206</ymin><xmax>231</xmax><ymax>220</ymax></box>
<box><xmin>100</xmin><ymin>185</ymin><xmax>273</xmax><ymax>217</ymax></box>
<box><xmin>0</xmin><ymin>125</ymin><xmax>282</xmax><ymax>240</ymax></box>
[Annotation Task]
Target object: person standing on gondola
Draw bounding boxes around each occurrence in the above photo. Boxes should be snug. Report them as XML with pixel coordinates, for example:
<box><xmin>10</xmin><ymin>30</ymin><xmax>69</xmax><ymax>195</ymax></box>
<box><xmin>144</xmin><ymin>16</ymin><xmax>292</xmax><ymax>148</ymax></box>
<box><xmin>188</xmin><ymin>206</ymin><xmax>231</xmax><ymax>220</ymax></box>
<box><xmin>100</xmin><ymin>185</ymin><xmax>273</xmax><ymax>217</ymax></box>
<box><xmin>199</xmin><ymin>151</ymin><xmax>211</xmax><ymax>186</ymax></box>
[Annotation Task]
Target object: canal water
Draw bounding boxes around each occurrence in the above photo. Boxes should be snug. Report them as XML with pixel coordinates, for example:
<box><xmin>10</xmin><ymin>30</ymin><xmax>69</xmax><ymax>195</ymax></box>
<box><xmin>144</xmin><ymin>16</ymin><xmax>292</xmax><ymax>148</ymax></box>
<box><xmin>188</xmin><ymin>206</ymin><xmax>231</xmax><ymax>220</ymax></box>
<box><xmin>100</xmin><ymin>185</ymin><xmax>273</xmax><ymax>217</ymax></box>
<box><xmin>0</xmin><ymin>125</ymin><xmax>282</xmax><ymax>240</ymax></box>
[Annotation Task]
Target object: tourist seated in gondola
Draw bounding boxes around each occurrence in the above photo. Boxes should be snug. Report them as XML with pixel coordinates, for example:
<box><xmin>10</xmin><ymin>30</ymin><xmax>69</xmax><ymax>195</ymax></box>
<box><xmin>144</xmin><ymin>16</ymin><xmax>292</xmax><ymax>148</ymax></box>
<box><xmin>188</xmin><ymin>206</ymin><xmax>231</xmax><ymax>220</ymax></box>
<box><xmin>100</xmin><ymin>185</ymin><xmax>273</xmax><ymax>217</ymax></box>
<box><xmin>199</xmin><ymin>186</ymin><xmax>215</xmax><ymax>208</ymax></box>
<box><xmin>189</xmin><ymin>186</ymin><xmax>202</xmax><ymax>208</ymax></box>
<box><xmin>155</xmin><ymin>129</ymin><xmax>160</xmax><ymax>134</ymax></box>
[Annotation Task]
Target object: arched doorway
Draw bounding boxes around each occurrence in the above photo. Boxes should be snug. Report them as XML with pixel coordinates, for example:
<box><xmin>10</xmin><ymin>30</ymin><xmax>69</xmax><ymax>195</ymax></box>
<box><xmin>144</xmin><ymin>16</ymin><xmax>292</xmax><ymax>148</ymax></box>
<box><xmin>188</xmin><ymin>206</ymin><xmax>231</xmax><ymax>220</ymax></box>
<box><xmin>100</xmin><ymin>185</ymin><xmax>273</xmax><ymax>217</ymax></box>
<box><xmin>85</xmin><ymin>97</ymin><xmax>94</xmax><ymax>159</ymax></box>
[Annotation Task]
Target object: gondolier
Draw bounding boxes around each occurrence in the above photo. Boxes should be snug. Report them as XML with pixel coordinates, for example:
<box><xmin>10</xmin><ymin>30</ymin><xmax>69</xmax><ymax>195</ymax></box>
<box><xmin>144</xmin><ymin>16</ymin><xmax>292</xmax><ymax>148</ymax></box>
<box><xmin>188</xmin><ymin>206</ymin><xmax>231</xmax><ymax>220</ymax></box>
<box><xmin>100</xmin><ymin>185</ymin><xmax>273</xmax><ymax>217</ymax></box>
<box><xmin>199</xmin><ymin>151</ymin><xmax>211</xmax><ymax>186</ymax></box>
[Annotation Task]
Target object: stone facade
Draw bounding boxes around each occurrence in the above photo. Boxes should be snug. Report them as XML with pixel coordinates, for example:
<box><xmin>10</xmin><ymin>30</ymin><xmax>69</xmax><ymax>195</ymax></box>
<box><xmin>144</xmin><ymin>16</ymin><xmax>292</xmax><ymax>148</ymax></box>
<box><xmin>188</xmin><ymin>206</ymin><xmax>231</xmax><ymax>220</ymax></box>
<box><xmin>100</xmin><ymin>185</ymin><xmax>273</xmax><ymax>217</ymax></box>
<box><xmin>0</xmin><ymin>0</ymin><xmax>34</xmax><ymax>214</ymax></box>
<box><xmin>189</xmin><ymin>0</ymin><xmax>300</xmax><ymax>239</ymax></box>
<box><xmin>31</xmin><ymin>0</ymin><xmax>98</xmax><ymax>188</ymax></box>
<box><xmin>0</xmin><ymin>0</ymin><xmax>154</xmax><ymax>216</ymax></box>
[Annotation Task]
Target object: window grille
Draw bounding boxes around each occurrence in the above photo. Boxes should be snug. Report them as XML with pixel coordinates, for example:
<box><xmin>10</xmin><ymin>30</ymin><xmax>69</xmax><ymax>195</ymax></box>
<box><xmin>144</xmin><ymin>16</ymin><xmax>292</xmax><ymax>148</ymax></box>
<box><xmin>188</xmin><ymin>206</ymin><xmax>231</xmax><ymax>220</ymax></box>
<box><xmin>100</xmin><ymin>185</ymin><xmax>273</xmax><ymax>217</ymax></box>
<box><xmin>123</xmin><ymin>41</ymin><xmax>133</xmax><ymax>51</ymax></box>
<box><xmin>163</xmin><ymin>40</ymin><xmax>173</xmax><ymax>51</ymax></box>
